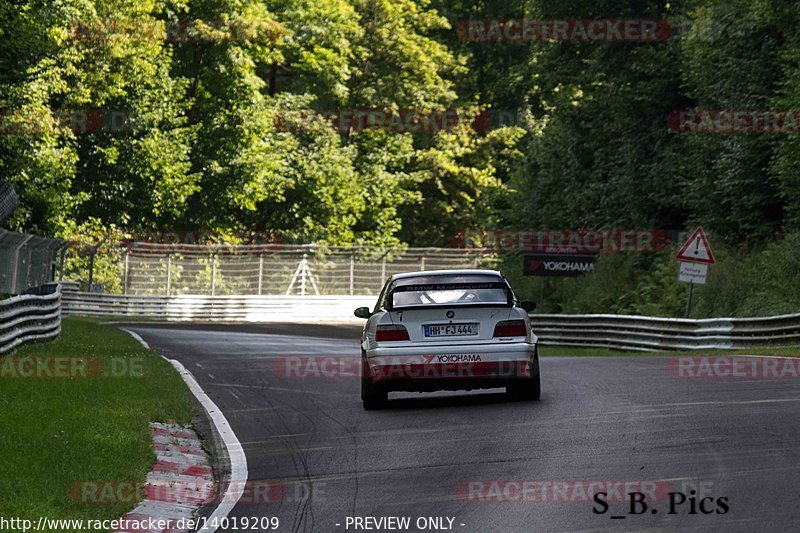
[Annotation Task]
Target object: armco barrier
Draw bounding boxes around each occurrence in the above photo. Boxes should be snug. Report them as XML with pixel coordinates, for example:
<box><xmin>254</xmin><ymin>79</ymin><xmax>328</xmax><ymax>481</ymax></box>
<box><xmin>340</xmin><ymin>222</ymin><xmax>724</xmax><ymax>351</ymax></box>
<box><xmin>529</xmin><ymin>313</ymin><xmax>800</xmax><ymax>351</ymax></box>
<box><xmin>0</xmin><ymin>283</ymin><xmax>62</xmax><ymax>355</ymax></box>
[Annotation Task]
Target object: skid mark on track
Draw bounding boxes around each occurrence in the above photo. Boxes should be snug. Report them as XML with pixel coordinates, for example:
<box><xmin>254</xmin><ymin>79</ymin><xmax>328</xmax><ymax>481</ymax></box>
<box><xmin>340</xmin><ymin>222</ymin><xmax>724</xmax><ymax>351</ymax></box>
<box><xmin>660</xmin><ymin>397</ymin><xmax>800</xmax><ymax>407</ymax></box>
<box><xmin>254</xmin><ymin>377</ymin><xmax>318</xmax><ymax>533</ymax></box>
<box><xmin>309</xmin><ymin>397</ymin><xmax>362</xmax><ymax>518</ymax></box>
<box><xmin>226</xmin><ymin>407</ymin><xmax>277</xmax><ymax>414</ymax></box>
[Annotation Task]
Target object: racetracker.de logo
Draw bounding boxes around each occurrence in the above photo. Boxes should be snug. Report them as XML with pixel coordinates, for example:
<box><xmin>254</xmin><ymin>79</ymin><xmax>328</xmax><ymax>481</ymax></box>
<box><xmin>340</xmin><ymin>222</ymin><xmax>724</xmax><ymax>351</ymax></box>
<box><xmin>667</xmin><ymin>109</ymin><xmax>800</xmax><ymax>134</ymax></box>
<box><xmin>457</xmin><ymin>480</ymin><xmax>674</xmax><ymax>503</ymax></box>
<box><xmin>273</xmin><ymin>356</ymin><xmax>362</xmax><ymax>379</ymax></box>
<box><xmin>0</xmin><ymin>109</ymin><xmax>135</xmax><ymax>135</ymax></box>
<box><xmin>118</xmin><ymin>229</ymin><xmax>284</xmax><ymax>250</ymax></box>
<box><xmin>274</xmin><ymin>109</ymin><xmax>475</xmax><ymax>134</ymax></box>
<box><xmin>70</xmin><ymin>479</ymin><xmax>320</xmax><ymax>505</ymax></box>
<box><xmin>456</xmin><ymin>19</ymin><xmax>673</xmax><ymax>43</ymax></box>
<box><xmin>0</xmin><ymin>357</ymin><xmax>144</xmax><ymax>379</ymax></box>
<box><xmin>668</xmin><ymin>356</ymin><xmax>800</xmax><ymax>379</ymax></box>
<box><xmin>69</xmin><ymin>18</ymin><xmax>281</xmax><ymax>45</ymax></box>
<box><xmin>272</xmin><ymin>356</ymin><xmax>532</xmax><ymax>380</ymax></box>
<box><xmin>455</xmin><ymin>229</ymin><xmax>674</xmax><ymax>254</ymax></box>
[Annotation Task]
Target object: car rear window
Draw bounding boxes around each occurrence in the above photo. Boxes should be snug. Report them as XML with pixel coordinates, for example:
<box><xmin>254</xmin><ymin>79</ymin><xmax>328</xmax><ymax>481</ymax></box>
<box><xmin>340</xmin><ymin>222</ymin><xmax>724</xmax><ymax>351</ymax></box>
<box><xmin>388</xmin><ymin>275</ymin><xmax>511</xmax><ymax>309</ymax></box>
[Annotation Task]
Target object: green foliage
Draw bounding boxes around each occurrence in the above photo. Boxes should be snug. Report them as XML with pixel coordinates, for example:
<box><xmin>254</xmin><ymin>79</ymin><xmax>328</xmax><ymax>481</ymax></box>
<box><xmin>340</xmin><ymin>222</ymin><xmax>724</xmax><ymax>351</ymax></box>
<box><xmin>348</xmin><ymin>0</ymin><xmax>463</xmax><ymax>111</ymax></box>
<box><xmin>60</xmin><ymin>218</ymin><xmax>124</xmax><ymax>293</ymax></box>
<box><xmin>401</xmin><ymin>118</ymin><xmax>525</xmax><ymax>245</ymax></box>
<box><xmin>692</xmin><ymin>233</ymin><xmax>800</xmax><ymax>317</ymax></box>
<box><xmin>678</xmin><ymin>0</ymin><xmax>786</xmax><ymax>244</ymax></box>
<box><xmin>503</xmin><ymin>251</ymin><xmax>683</xmax><ymax>316</ymax></box>
<box><xmin>4</xmin><ymin>0</ymin><xmax>800</xmax><ymax>317</ymax></box>
<box><xmin>505</xmin><ymin>233</ymin><xmax>800</xmax><ymax>318</ymax></box>
<box><xmin>2</xmin><ymin>0</ymin><xmax>485</xmax><ymax>249</ymax></box>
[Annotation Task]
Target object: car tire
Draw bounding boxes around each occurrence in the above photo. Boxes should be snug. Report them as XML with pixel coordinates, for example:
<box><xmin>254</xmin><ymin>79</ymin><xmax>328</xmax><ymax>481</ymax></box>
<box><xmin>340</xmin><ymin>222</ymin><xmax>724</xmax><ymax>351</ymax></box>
<box><xmin>361</xmin><ymin>352</ymin><xmax>388</xmax><ymax>410</ymax></box>
<box><xmin>508</xmin><ymin>356</ymin><xmax>541</xmax><ymax>401</ymax></box>
<box><xmin>361</xmin><ymin>378</ymin><xmax>388</xmax><ymax>410</ymax></box>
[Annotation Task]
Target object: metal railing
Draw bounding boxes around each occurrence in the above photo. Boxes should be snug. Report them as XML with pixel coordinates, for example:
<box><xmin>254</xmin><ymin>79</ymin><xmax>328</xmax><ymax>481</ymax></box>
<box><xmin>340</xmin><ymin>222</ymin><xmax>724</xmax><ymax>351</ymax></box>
<box><xmin>0</xmin><ymin>283</ymin><xmax>62</xmax><ymax>355</ymax></box>
<box><xmin>530</xmin><ymin>313</ymin><xmax>800</xmax><ymax>351</ymax></box>
<box><xmin>61</xmin><ymin>282</ymin><xmax>372</xmax><ymax>323</ymax></box>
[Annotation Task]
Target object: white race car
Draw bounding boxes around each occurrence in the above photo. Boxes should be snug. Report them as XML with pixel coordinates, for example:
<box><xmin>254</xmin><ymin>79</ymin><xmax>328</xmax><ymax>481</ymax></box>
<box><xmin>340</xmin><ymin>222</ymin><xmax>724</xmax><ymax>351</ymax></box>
<box><xmin>355</xmin><ymin>269</ymin><xmax>540</xmax><ymax>409</ymax></box>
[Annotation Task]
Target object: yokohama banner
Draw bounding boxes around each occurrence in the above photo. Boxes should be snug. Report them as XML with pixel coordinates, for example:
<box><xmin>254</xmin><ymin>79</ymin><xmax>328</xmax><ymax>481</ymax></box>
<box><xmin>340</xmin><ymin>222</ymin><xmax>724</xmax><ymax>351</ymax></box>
<box><xmin>523</xmin><ymin>253</ymin><xmax>597</xmax><ymax>277</ymax></box>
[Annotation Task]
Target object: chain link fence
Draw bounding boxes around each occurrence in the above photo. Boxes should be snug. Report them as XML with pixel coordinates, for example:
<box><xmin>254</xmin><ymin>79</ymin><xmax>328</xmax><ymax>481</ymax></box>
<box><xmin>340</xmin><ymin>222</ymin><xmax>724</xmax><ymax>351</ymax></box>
<box><xmin>62</xmin><ymin>243</ymin><xmax>497</xmax><ymax>296</ymax></box>
<box><xmin>0</xmin><ymin>184</ymin><xmax>19</xmax><ymax>223</ymax></box>
<box><xmin>0</xmin><ymin>229</ymin><xmax>63</xmax><ymax>295</ymax></box>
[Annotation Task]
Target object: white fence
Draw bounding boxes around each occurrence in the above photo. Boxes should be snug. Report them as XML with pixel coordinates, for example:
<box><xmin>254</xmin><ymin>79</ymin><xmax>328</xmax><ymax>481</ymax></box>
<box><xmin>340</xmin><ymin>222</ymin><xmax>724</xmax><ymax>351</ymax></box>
<box><xmin>61</xmin><ymin>283</ymin><xmax>372</xmax><ymax>323</ymax></box>
<box><xmin>0</xmin><ymin>284</ymin><xmax>62</xmax><ymax>355</ymax></box>
<box><xmin>64</xmin><ymin>243</ymin><xmax>492</xmax><ymax>296</ymax></box>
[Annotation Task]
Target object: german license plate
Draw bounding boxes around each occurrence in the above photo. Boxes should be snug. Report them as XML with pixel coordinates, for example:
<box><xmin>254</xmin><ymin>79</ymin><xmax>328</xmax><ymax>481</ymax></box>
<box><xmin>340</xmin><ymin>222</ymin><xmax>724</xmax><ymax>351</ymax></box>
<box><xmin>424</xmin><ymin>323</ymin><xmax>479</xmax><ymax>337</ymax></box>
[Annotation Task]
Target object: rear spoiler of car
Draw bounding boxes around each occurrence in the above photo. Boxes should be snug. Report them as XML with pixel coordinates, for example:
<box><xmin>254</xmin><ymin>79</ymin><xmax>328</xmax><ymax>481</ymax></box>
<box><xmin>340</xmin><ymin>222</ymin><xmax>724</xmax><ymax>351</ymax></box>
<box><xmin>387</xmin><ymin>281</ymin><xmax>514</xmax><ymax>310</ymax></box>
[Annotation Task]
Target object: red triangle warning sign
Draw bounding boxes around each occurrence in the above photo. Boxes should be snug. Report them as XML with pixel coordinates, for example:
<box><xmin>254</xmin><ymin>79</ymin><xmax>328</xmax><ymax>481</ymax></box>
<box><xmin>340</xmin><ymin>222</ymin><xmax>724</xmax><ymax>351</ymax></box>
<box><xmin>676</xmin><ymin>226</ymin><xmax>715</xmax><ymax>265</ymax></box>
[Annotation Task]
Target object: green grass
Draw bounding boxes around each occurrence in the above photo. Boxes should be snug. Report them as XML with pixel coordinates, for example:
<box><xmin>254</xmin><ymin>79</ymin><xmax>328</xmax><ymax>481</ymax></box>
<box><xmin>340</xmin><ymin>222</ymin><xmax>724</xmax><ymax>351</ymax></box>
<box><xmin>540</xmin><ymin>345</ymin><xmax>800</xmax><ymax>357</ymax></box>
<box><xmin>0</xmin><ymin>317</ymin><xmax>195</xmax><ymax>526</ymax></box>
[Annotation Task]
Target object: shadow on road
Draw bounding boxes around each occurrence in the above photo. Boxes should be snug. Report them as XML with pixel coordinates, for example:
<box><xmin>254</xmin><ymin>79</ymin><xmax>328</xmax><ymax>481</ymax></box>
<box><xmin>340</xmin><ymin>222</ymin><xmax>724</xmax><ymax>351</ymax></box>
<box><xmin>379</xmin><ymin>391</ymin><xmax>543</xmax><ymax>410</ymax></box>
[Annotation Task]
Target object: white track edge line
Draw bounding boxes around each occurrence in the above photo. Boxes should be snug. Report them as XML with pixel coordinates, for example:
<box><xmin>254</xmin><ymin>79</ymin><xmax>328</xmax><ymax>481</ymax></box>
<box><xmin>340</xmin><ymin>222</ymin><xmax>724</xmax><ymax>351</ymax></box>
<box><xmin>121</xmin><ymin>328</ymin><xmax>248</xmax><ymax>533</ymax></box>
<box><xmin>122</xmin><ymin>328</ymin><xmax>150</xmax><ymax>350</ymax></box>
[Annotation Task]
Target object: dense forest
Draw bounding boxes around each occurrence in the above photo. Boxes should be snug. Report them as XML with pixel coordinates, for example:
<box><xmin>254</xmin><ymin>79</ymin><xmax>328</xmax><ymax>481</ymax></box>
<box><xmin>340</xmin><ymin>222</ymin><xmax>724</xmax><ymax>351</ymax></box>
<box><xmin>2</xmin><ymin>0</ymin><xmax>800</xmax><ymax>316</ymax></box>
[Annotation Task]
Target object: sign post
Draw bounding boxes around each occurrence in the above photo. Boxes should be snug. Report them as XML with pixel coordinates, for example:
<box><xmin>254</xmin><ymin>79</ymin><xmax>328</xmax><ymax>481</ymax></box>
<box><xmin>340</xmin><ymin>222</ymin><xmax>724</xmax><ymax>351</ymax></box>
<box><xmin>676</xmin><ymin>227</ymin><xmax>715</xmax><ymax>317</ymax></box>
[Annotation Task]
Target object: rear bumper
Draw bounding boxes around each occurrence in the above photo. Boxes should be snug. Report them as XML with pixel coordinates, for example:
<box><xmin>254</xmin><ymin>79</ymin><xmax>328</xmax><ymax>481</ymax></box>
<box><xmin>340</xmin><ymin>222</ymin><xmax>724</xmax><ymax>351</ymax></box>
<box><xmin>364</xmin><ymin>342</ymin><xmax>537</xmax><ymax>391</ymax></box>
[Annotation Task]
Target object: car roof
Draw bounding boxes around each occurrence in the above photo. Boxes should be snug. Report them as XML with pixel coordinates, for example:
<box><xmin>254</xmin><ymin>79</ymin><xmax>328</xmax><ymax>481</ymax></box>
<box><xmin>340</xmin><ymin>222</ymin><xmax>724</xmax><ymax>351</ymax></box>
<box><xmin>390</xmin><ymin>269</ymin><xmax>503</xmax><ymax>281</ymax></box>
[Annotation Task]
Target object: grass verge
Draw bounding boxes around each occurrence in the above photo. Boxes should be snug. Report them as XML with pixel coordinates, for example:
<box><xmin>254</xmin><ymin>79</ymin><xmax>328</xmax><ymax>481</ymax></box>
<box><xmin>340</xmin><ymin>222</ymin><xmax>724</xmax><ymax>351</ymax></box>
<box><xmin>0</xmin><ymin>317</ymin><xmax>195</xmax><ymax>525</ymax></box>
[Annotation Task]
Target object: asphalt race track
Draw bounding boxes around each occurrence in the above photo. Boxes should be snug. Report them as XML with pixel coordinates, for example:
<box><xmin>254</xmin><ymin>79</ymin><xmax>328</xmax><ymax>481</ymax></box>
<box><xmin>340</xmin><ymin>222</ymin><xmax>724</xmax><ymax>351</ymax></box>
<box><xmin>124</xmin><ymin>323</ymin><xmax>800</xmax><ymax>533</ymax></box>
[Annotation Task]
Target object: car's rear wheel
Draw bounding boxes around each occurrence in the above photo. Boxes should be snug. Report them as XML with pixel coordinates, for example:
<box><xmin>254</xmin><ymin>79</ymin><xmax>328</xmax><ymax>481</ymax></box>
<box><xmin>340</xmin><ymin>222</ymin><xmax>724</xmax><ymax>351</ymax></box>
<box><xmin>361</xmin><ymin>378</ymin><xmax>388</xmax><ymax>410</ymax></box>
<box><xmin>507</xmin><ymin>355</ymin><xmax>541</xmax><ymax>401</ymax></box>
<box><xmin>361</xmin><ymin>352</ymin><xmax>388</xmax><ymax>410</ymax></box>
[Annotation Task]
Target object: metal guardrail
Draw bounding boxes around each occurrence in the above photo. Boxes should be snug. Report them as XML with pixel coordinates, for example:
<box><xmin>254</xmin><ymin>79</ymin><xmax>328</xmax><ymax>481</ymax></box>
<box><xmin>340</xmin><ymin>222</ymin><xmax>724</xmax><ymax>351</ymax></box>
<box><xmin>61</xmin><ymin>282</ymin><xmax>372</xmax><ymax>323</ymax></box>
<box><xmin>0</xmin><ymin>284</ymin><xmax>62</xmax><ymax>355</ymax></box>
<box><xmin>529</xmin><ymin>313</ymin><xmax>800</xmax><ymax>351</ymax></box>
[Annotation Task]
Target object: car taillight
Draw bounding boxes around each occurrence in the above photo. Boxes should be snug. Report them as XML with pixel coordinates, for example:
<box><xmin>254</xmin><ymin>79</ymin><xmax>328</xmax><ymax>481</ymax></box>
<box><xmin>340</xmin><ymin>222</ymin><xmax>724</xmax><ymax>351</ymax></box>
<box><xmin>376</xmin><ymin>325</ymin><xmax>410</xmax><ymax>341</ymax></box>
<box><xmin>493</xmin><ymin>320</ymin><xmax>527</xmax><ymax>337</ymax></box>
